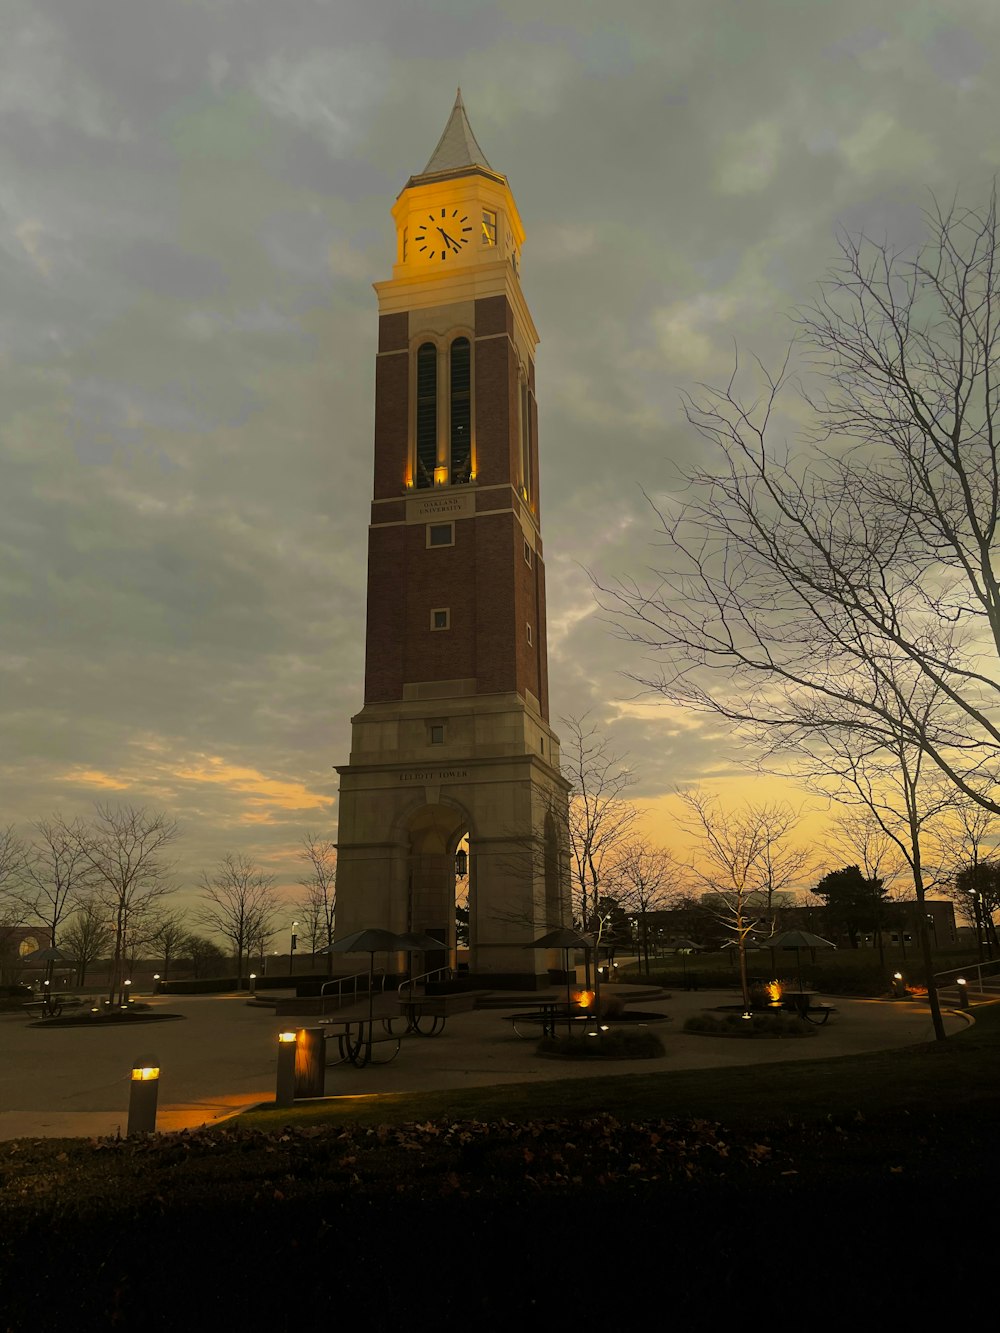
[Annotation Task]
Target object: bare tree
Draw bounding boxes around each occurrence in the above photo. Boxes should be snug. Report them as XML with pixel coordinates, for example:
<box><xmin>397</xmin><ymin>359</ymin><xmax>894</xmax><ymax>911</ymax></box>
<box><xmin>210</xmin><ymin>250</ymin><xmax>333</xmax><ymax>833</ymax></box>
<box><xmin>793</xmin><ymin>673</ymin><xmax>955</xmax><ymax>1039</ymax></box>
<box><xmin>60</xmin><ymin>898</ymin><xmax>113</xmax><ymax>988</ymax></box>
<box><xmin>937</xmin><ymin>802</ymin><xmax>1000</xmax><ymax>959</ymax></box>
<box><xmin>295</xmin><ymin>833</ymin><xmax>336</xmax><ymax>957</ymax></box>
<box><xmin>561</xmin><ymin>715</ymin><xmax>638</xmax><ymax>994</ymax></box>
<box><xmin>749</xmin><ymin>804</ymin><xmax>813</xmax><ymax>932</ymax></box>
<box><xmin>613</xmin><ymin>841</ymin><xmax>682</xmax><ymax>975</ymax></box>
<box><xmin>247</xmin><ymin>914</ymin><xmax>278</xmax><ymax>977</ymax></box>
<box><xmin>69</xmin><ymin>804</ymin><xmax>178</xmax><ymax>1004</ymax></box>
<box><xmin>198</xmin><ymin>853</ymin><xmax>279</xmax><ymax>989</ymax></box>
<box><xmin>17</xmin><ymin>817</ymin><xmax>96</xmax><ymax>952</ymax></box>
<box><xmin>0</xmin><ymin>825</ymin><xmax>28</xmax><ymax>916</ymax></box>
<box><xmin>601</xmin><ymin>192</ymin><xmax>1000</xmax><ymax>821</ymax></box>
<box><xmin>677</xmin><ymin>792</ymin><xmax>809</xmax><ymax>1008</ymax></box>
<box><xmin>826</xmin><ymin>813</ymin><xmax>907</xmax><ymax>964</ymax></box>
<box><xmin>183</xmin><ymin>933</ymin><xmax>227</xmax><ymax>980</ymax></box>
<box><xmin>148</xmin><ymin>910</ymin><xmax>190</xmax><ymax>982</ymax></box>
<box><xmin>0</xmin><ymin>826</ymin><xmax>30</xmax><ymax>983</ymax></box>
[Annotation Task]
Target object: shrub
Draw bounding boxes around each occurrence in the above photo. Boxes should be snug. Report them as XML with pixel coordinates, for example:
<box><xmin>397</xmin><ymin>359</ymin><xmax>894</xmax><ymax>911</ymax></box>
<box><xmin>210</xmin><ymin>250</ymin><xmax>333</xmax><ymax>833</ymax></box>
<box><xmin>683</xmin><ymin>1012</ymin><xmax>817</xmax><ymax>1038</ymax></box>
<box><xmin>536</xmin><ymin>1028</ymin><xmax>666</xmax><ymax>1060</ymax></box>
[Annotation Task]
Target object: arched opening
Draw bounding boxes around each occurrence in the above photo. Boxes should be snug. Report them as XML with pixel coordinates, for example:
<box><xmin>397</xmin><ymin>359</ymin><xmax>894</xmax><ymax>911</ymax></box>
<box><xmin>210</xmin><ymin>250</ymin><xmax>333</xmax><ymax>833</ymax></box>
<box><xmin>403</xmin><ymin>802</ymin><xmax>472</xmax><ymax>979</ymax></box>
<box><xmin>454</xmin><ymin>831</ymin><xmax>471</xmax><ymax>974</ymax></box>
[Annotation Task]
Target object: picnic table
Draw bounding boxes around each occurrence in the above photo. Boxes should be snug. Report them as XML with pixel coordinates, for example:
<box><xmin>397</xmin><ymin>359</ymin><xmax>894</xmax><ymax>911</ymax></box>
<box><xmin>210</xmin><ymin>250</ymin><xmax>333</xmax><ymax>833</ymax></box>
<box><xmin>320</xmin><ymin>1017</ymin><xmax>401</xmax><ymax>1068</ymax></box>
<box><xmin>22</xmin><ymin>993</ymin><xmax>83</xmax><ymax>1019</ymax></box>
<box><xmin>390</xmin><ymin>991</ymin><xmax>478</xmax><ymax>1036</ymax></box>
<box><xmin>772</xmin><ymin>991</ymin><xmax>838</xmax><ymax>1024</ymax></box>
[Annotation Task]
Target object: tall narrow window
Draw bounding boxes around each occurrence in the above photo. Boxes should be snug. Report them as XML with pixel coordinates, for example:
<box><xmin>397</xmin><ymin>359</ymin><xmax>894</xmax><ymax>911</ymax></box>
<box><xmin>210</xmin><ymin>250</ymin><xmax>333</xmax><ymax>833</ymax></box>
<box><xmin>519</xmin><ymin>378</ymin><xmax>531</xmax><ymax>501</ymax></box>
<box><xmin>450</xmin><ymin>337</ymin><xmax>471</xmax><ymax>483</ymax></box>
<box><xmin>415</xmin><ymin>342</ymin><xmax>437</xmax><ymax>489</ymax></box>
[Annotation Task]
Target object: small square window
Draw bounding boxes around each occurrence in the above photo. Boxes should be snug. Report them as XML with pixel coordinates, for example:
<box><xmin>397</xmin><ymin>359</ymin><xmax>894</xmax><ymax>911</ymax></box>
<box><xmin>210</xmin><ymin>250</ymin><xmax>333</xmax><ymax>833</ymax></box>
<box><xmin>427</xmin><ymin>523</ymin><xmax>454</xmax><ymax>548</ymax></box>
<box><xmin>526</xmin><ymin>623</ymin><xmax>533</xmax><ymax>646</ymax></box>
<box><xmin>431</xmin><ymin>608</ymin><xmax>450</xmax><ymax>630</ymax></box>
<box><xmin>430</xmin><ymin>724</ymin><xmax>445</xmax><ymax>745</ymax></box>
<box><xmin>523</xmin><ymin>540</ymin><xmax>532</xmax><ymax>566</ymax></box>
<box><xmin>482</xmin><ymin>209</ymin><xmax>497</xmax><ymax>246</ymax></box>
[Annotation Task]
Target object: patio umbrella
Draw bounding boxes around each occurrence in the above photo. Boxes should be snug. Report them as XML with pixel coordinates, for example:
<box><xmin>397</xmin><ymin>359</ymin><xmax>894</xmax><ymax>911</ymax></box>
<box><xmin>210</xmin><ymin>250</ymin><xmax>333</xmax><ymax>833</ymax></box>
<box><xmin>395</xmin><ymin>932</ymin><xmax>449</xmax><ymax>953</ymax></box>
<box><xmin>526</xmin><ymin>927</ymin><xmax>596</xmax><ymax>1026</ymax></box>
<box><xmin>766</xmin><ymin>929</ymin><xmax>836</xmax><ymax>991</ymax></box>
<box><xmin>321</xmin><ymin>929</ymin><xmax>411</xmax><ymax>1022</ymax></box>
<box><xmin>20</xmin><ymin>945</ymin><xmax>72</xmax><ymax>987</ymax></box>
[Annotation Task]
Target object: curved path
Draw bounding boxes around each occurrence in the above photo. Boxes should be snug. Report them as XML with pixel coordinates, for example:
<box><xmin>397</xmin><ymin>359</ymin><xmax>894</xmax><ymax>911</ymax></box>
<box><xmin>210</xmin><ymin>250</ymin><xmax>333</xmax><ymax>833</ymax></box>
<box><xmin>0</xmin><ymin>987</ymin><xmax>969</xmax><ymax>1140</ymax></box>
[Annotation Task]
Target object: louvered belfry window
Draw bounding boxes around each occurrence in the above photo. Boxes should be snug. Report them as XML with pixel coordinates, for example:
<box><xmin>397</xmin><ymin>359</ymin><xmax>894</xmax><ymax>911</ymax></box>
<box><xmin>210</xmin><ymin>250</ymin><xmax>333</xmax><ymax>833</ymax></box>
<box><xmin>416</xmin><ymin>342</ymin><xmax>437</xmax><ymax>488</ymax></box>
<box><xmin>450</xmin><ymin>337</ymin><xmax>471</xmax><ymax>483</ymax></box>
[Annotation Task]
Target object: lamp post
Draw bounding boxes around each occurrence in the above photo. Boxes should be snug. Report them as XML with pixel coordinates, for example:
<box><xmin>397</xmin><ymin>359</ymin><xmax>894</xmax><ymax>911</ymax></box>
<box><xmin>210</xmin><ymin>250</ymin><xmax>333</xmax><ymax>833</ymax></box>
<box><xmin>290</xmin><ymin>922</ymin><xmax>298</xmax><ymax>975</ymax></box>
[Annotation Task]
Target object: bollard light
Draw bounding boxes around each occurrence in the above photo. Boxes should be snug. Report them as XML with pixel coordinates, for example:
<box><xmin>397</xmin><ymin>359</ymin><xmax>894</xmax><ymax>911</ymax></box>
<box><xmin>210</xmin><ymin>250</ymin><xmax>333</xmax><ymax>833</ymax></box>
<box><xmin>127</xmin><ymin>1056</ymin><xmax>160</xmax><ymax>1135</ymax></box>
<box><xmin>249</xmin><ymin>972</ymin><xmax>257</xmax><ymax>996</ymax></box>
<box><xmin>956</xmin><ymin>977</ymin><xmax>970</xmax><ymax>1010</ymax></box>
<box><xmin>275</xmin><ymin>1031</ymin><xmax>299</xmax><ymax>1106</ymax></box>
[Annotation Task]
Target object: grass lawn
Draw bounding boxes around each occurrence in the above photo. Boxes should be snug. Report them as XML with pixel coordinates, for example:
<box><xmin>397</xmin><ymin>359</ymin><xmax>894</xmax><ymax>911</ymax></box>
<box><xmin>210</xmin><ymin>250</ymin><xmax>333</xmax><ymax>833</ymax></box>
<box><xmin>239</xmin><ymin>1000</ymin><xmax>1000</xmax><ymax>1135</ymax></box>
<box><xmin>2</xmin><ymin>1002</ymin><xmax>997</xmax><ymax>1327</ymax></box>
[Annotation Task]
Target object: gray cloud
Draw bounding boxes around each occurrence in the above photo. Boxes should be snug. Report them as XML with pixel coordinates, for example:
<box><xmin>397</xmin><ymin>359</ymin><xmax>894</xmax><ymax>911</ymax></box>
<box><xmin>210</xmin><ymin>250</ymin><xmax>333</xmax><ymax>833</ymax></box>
<box><xmin>3</xmin><ymin>0</ymin><xmax>1000</xmax><ymax>914</ymax></box>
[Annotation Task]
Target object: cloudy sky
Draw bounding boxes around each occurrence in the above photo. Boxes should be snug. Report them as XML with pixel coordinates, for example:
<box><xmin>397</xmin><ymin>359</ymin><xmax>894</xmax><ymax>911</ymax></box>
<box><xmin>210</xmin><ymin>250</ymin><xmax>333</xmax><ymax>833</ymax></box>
<box><xmin>2</xmin><ymin>0</ymin><xmax>998</xmax><ymax>910</ymax></box>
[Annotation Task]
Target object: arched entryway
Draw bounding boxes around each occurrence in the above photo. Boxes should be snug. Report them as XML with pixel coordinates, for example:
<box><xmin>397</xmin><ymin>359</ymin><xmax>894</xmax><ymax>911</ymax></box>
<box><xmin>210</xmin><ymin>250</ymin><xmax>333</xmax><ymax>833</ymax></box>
<box><xmin>403</xmin><ymin>801</ymin><xmax>473</xmax><ymax>977</ymax></box>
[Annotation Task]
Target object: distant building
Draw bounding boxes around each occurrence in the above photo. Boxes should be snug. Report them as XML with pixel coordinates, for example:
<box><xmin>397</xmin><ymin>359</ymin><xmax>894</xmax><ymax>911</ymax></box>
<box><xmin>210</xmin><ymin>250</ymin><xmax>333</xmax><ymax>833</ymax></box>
<box><xmin>637</xmin><ymin>898</ymin><xmax>957</xmax><ymax>952</ymax></box>
<box><xmin>0</xmin><ymin>924</ymin><xmax>53</xmax><ymax>983</ymax></box>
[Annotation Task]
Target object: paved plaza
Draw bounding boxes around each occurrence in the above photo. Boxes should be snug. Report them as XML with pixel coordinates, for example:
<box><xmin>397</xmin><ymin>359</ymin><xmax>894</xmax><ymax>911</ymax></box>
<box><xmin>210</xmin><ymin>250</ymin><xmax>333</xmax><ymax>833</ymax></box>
<box><xmin>0</xmin><ymin>983</ymin><xmax>968</xmax><ymax>1140</ymax></box>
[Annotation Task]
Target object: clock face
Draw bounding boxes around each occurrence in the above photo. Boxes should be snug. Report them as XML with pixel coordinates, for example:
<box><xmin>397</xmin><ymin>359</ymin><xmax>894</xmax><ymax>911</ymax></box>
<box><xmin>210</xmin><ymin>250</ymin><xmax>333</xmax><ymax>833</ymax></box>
<box><xmin>414</xmin><ymin>207</ymin><xmax>473</xmax><ymax>262</ymax></box>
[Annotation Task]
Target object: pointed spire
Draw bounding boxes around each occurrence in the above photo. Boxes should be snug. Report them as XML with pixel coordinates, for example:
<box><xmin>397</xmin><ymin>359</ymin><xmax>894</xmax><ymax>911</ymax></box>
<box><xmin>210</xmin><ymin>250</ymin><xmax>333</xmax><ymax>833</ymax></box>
<box><xmin>418</xmin><ymin>88</ymin><xmax>493</xmax><ymax>177</ymax></box>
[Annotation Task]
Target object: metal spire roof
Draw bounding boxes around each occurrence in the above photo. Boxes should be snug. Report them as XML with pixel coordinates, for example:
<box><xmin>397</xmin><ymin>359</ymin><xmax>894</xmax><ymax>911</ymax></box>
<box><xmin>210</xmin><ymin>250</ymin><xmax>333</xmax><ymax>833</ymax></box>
<box><xmin>419</xmin><ymin>88</ymin><xmax>493</xmax><ymax>176</ymax></box>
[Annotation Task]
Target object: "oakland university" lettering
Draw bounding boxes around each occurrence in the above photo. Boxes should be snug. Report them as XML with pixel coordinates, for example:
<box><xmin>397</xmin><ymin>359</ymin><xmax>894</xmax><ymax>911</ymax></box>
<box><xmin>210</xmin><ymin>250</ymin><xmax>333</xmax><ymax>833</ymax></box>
<box><xmin>416</xmin><ymin>496</ymin><xmax>464</xmax><ymax>515</ymax></box>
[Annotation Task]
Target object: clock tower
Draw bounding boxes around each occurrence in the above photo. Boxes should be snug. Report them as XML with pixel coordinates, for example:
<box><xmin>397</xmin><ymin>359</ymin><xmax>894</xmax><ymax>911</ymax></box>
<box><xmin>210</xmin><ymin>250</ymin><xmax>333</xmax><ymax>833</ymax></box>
<box><xmin>335</xmin><ymin>92</ymin><xmax>570</xmax><ymax>985</ymax></box>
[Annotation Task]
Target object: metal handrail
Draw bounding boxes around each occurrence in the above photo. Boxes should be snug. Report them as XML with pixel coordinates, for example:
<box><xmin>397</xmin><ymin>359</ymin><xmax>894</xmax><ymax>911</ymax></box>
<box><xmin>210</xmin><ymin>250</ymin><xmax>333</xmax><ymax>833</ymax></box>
<box><xmin>933</xmin><ymin>958</ymin><xmax>1000</xmax><ymax>990</ymax></box>
<box><xmin>320</xmin><ymin>968</ymin><xmax>386</xmax><ymax>1014</ymax></box>
<box><xmin>398</xmin><ymin>966</ymin><xmax>454</xmax><ymax>999</ymax></box>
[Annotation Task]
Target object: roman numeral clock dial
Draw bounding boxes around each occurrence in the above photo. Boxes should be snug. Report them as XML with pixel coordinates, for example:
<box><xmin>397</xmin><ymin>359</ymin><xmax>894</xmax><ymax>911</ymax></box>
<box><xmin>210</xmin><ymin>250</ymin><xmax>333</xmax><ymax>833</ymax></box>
<box><xmin>414</xmin><ymin>207</ymin><xmax>472</xmax><ymax>261</ymax></box>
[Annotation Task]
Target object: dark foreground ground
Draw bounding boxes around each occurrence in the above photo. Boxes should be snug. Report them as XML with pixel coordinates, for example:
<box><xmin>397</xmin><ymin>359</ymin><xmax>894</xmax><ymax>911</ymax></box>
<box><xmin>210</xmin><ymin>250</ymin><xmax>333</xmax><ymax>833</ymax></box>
<box><xmin>2</xmin><ymin>1003</ymin><xmax>998</xmax><ymax>1330</ymax></box>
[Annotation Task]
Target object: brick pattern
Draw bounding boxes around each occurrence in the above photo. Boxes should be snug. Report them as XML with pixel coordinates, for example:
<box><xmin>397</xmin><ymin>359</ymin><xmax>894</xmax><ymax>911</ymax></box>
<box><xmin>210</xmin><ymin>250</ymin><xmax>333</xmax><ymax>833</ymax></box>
<box><xmin>373</xmin><ymin>353</ymin><xmax>408</xmax><ymax>500</ymax></box>
<box><xmin>378</xmin><ymin>312</ymin><xmax>409</xmax><ymax>354</ymax></box>
<box><xmin>365</xmin><ymin>293</ymin><xmax>548</xmax><ymax>716</ymax></box>
<box><xmin>473</xmin><ymin>336</ymin><xmax>510</xmax><ymax>488</ymax></box>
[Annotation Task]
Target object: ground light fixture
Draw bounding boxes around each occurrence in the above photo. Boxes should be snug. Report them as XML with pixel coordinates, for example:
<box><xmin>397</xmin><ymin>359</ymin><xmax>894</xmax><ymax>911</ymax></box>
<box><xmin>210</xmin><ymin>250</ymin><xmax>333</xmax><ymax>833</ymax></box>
<box><xmin>956</xmin><ymin>977</ymin><xmax>969</xmax><ymax>1010</ymax></box>
<box><xmin>891</xmin><ymin>971</ymin><xmax>907</xmax><ymax>998</ymax></box>
<box><xmin>275</xmin><ymin>1031</ymin><xmax>299</xmax><ymax>1106</ymax></box>
<box><xmin>249</xmin><ymin>972</ymin><xmax>257</xmax><ymax>995</ymax></box>
<box><xmin>128</xmin><ymin>1057</ymin><xmax>160</xmax><ymax>1135</ymax></box>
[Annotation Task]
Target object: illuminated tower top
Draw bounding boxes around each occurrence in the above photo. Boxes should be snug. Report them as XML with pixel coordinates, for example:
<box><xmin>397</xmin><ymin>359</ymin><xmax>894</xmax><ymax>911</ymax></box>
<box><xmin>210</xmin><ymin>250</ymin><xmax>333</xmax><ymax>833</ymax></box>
<box><xmin>412</xmin><ymin>88</ymin><xmax>493</xmax><ymax>181</ymax></box>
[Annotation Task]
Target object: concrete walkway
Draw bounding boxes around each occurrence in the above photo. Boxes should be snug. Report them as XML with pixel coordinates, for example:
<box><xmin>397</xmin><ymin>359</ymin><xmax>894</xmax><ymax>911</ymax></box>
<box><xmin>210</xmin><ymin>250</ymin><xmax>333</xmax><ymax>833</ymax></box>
<box><xmin>0</xmin><ymin>986</ymin><xmax>970</xmax><ymax>1140</ymax></box>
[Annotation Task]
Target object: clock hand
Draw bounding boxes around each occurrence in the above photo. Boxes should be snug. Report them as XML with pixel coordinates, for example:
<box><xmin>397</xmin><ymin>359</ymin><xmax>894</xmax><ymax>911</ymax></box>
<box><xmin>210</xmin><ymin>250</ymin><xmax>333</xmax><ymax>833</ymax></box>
<box><xmin>437</xmin><ymin>227</ymin><xmax>460</xmax><ymax>251</ymax></box>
